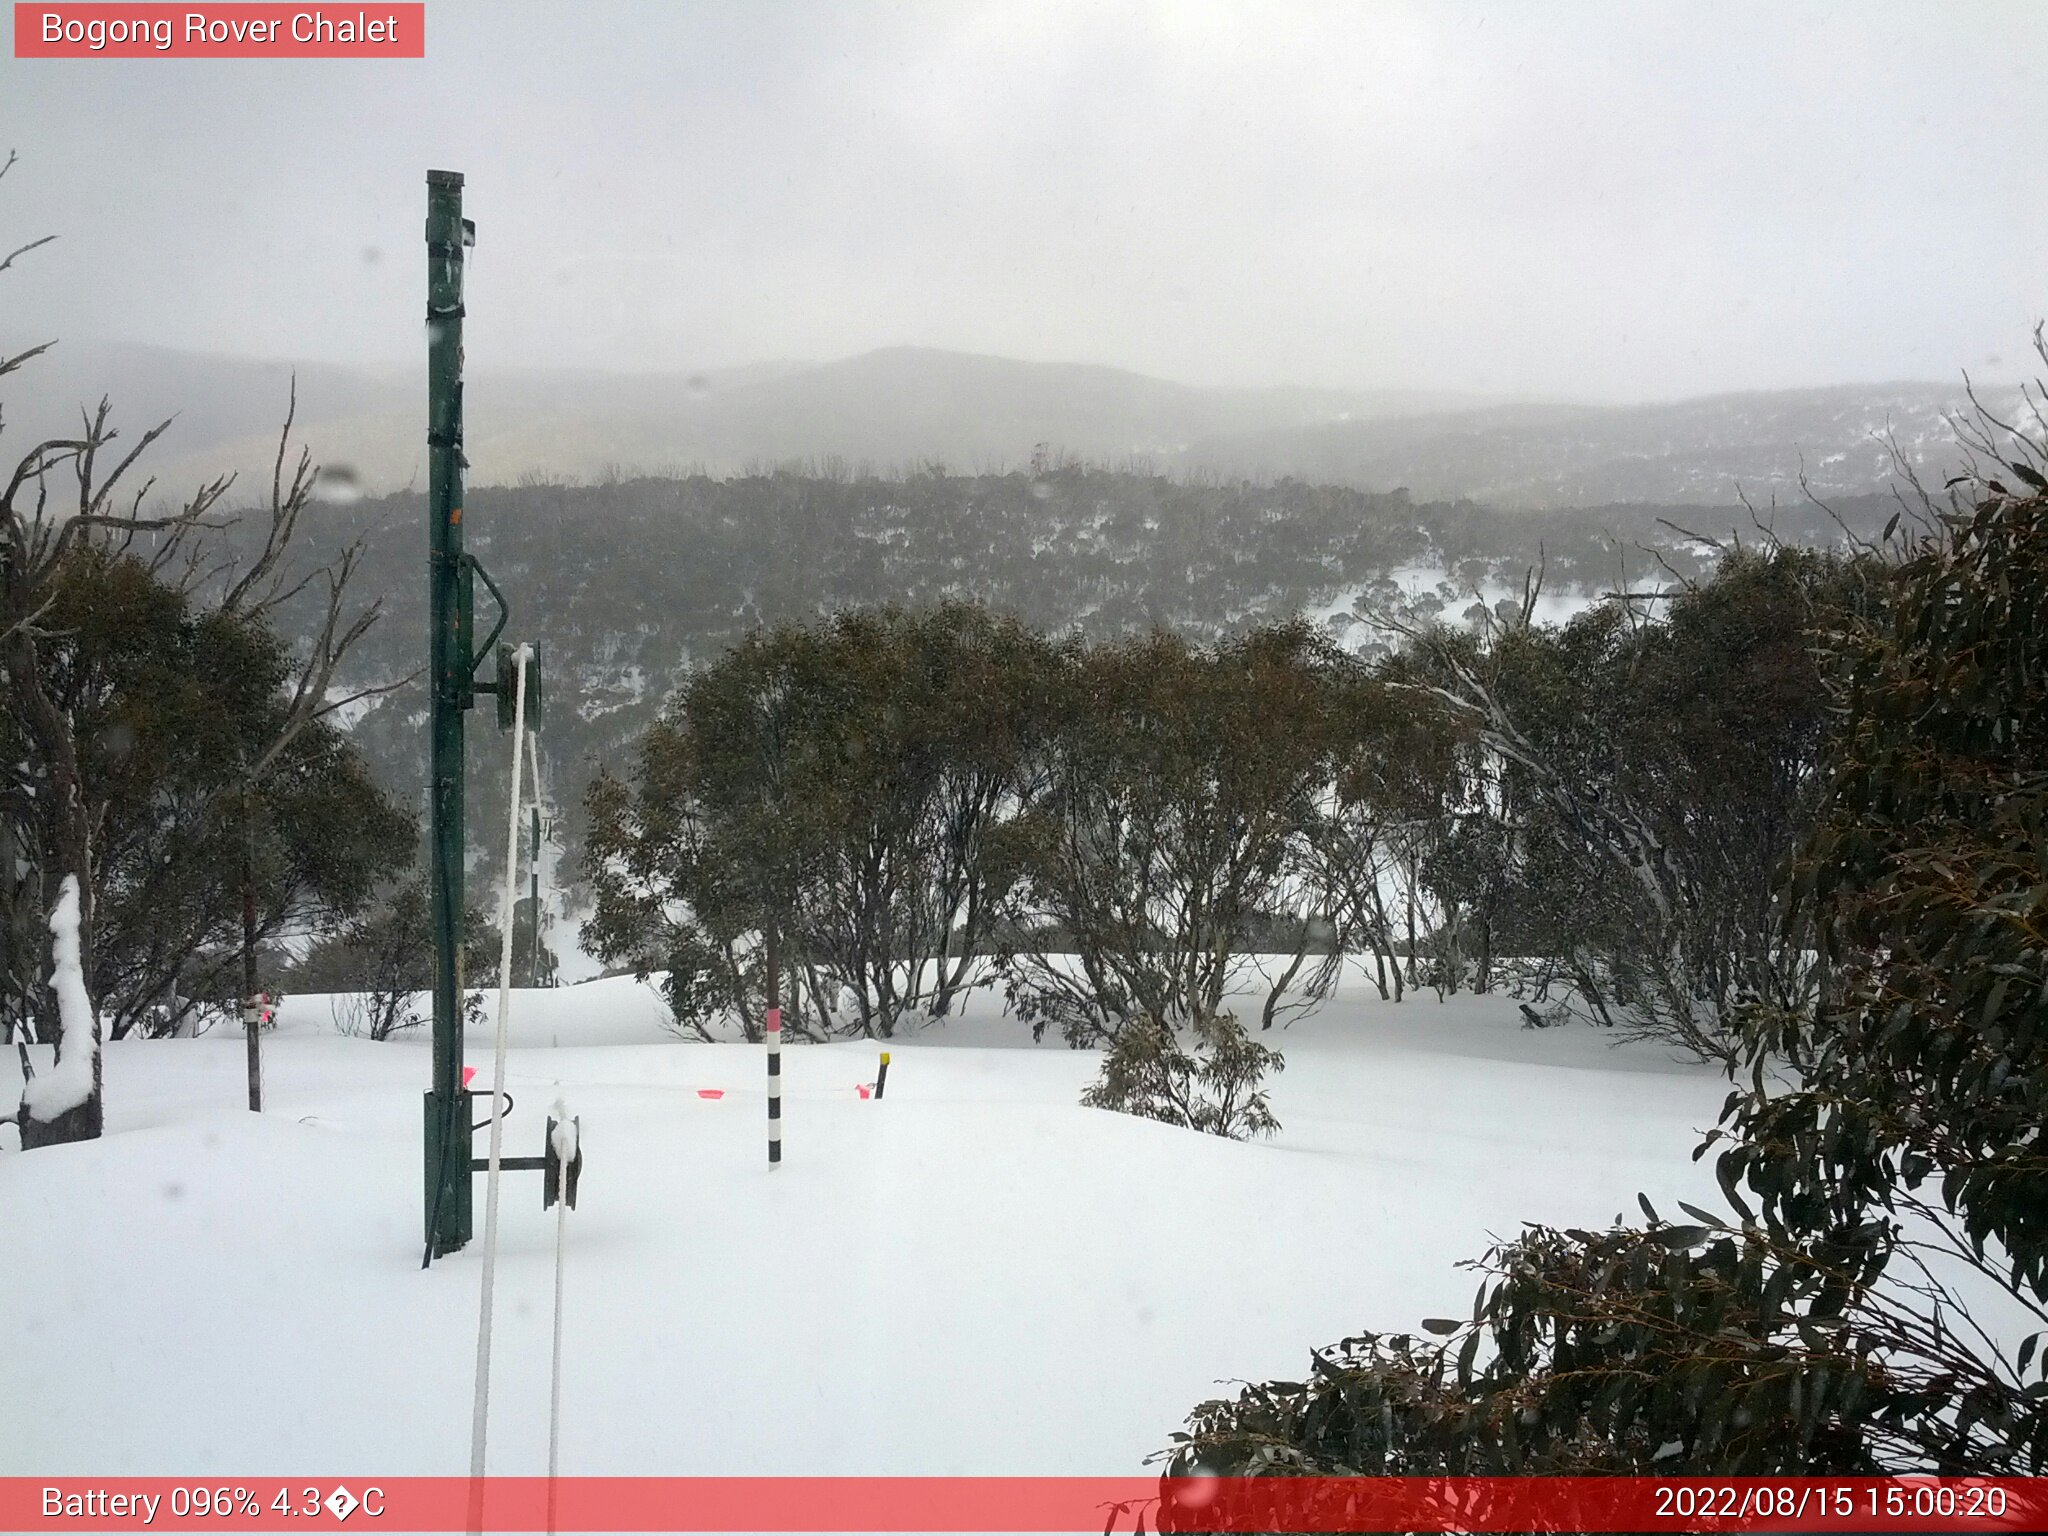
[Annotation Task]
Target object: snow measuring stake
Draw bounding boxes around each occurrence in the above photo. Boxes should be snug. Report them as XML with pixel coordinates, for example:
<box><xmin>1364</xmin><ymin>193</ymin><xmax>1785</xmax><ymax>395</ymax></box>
<box><xmin>422</xmin><ymin>170</ymin><xmax>546</xmax><ymax>1263</ymax></box>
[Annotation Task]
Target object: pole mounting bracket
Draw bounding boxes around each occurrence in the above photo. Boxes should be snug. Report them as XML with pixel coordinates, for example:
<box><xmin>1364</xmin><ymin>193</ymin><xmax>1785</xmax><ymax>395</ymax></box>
<box><xmin>461</xmin><ymin>555</ymin><xmax>510</xmax><ymax>700</ymax></box>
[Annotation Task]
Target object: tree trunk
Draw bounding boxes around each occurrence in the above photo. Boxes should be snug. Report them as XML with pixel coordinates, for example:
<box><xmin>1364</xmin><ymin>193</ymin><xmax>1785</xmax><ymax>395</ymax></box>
<box><xmin>242</xmin><ymin>780</ymin><xmax>263</xmax><ymax>1112</ymax></box>
<box><xmin>7</xmin><ymin>640</ymin><xmax>105</xmax><ymax>1145</ymax></box>
<box><xmin>18</xmin><ymin>1081</ymin><xmax>101</xmax><ymax>1147</ymax></box>
<box><xmin>1404</xmin><ymin>854</ymin><xmax>1418</xmax><ymax>989</ymax></box>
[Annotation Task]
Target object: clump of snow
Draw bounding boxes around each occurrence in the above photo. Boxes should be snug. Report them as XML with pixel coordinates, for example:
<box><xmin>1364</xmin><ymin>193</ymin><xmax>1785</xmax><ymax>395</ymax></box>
<box><xmin>549</xmin><ymin>1099</ymin><xmax>577</xmax><ymax>1162</ymax></box>
<box><xmin>20</xmin><ymin>875</ymin><xmax>98</xmax><ymax>1122</ymax></box>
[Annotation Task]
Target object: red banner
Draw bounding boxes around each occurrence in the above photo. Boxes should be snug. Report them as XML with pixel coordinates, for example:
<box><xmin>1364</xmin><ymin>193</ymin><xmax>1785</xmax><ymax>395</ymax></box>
<box><xmin>13</xmin><ymin>5</ymin><xmax>425</xmax><ymax>58</ymax></box>
<box><xmin>4</xmin><ymin>1476</ymin><xmax>2047</xmax><ymax>1532</ymax></box>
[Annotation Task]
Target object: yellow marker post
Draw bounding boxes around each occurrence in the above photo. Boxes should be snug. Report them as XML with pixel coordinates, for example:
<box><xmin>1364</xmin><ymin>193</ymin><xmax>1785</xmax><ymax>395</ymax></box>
<box><xmin>875</xmin><ymin>1052</ymin><xmax>891</xmax><ymax>1101</ymax></box>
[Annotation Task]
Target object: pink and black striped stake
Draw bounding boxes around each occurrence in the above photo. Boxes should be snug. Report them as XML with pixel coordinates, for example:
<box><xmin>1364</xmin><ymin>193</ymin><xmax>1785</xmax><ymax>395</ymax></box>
<box><xmin>766</xmin><ymin>1006</ymin><xmax>782</xmax><ymax>1168</ymax></box>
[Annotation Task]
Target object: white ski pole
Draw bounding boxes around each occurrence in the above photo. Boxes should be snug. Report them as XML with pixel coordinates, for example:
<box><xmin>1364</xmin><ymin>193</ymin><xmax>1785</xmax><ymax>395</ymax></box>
<box><xmin>470</xmin><ymin>643</ymin><xmax>532</xmax><ymax>1495</ymax></box>
<box><xmin>546</xmin><ymin>1100</ymin><xmax>576</xmax><ymax>1535</ymax></box>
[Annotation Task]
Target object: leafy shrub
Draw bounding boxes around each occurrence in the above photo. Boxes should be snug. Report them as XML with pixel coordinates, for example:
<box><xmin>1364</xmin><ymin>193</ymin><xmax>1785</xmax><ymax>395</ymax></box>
<box><xmin>1081</xmin><ymin>1012</ymin><xmax>1283</xmax><ymax>1140</ymax></box>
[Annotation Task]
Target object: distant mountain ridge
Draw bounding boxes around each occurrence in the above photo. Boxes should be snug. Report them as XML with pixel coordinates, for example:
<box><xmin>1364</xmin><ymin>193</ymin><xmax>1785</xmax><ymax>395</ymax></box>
<box><xmin>2</xmin><ymin>335</ymin><xmax>2007</xmax><ymax>508</ymax></box>
<box><xmin>1184</xmin><ymin>382</ymin><xmax>1996</xmax><ymax>508</ymax></box>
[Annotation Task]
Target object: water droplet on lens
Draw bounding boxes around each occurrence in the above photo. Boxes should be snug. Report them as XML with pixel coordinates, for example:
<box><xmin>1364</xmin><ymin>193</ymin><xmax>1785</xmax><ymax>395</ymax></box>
<box><xmin>314</xmin><ymin>465</ymin><xmax>365</xmax><ymax>505</ymax></box>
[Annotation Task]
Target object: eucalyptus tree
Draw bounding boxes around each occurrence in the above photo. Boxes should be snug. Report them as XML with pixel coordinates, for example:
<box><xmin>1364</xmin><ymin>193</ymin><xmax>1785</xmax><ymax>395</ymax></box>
<box><xmin>582</xmin><ymin>603</ymin><xmax>1055</xmax><ymax>1039</ymax></box>
<box><xmin>1387</xmin><ymin>547</ymin><xmax>1852</xmax><ymax>1058</ymax></box>
<box><xmin>994</xmin><ymin>623</ymin><xmax>1351</xmax><ymax>1045</ymax></box>
<box><xmin>3</xmin><ymin>151</ymin><xmax>402</xmax><ymax>1143</ymax></box>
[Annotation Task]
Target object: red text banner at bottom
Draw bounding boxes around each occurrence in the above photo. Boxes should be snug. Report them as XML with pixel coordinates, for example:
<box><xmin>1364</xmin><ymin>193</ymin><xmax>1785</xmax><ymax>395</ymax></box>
<box><xmin>7</xmin><ymin>1476</ymin><xmax>2047</xmax><ymax>1533</ymax></box>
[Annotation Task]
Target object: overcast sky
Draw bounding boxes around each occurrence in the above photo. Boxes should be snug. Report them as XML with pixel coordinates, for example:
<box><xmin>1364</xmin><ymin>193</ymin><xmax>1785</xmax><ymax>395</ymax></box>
<box><xmin>3</xmin><ymin>0</ymin><xmax>2044</xmax><ymax>401</ymax></box>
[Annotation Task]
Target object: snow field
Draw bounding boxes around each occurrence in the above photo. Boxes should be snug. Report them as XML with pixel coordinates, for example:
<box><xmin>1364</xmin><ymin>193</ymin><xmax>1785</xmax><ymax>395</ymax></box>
<box><xmin>1</xmin><ymin>971</ymin><xmax>1729</xmax><ymax>1478</ymax></box>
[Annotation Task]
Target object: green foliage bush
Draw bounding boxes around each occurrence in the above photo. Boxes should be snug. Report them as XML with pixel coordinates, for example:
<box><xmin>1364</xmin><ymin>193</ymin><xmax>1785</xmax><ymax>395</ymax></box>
<box><xmin>1080</xmin><ymin>1013</ymin><xmax>1284</xmax><ymax>1141</ymax></box>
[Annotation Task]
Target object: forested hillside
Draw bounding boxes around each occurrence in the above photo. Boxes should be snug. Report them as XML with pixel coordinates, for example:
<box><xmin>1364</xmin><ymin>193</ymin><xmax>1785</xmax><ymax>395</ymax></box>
<box><xmin>267</xmin><ymin>466</ymin><xmax>1898</xmax><ymax>891</ymax></box>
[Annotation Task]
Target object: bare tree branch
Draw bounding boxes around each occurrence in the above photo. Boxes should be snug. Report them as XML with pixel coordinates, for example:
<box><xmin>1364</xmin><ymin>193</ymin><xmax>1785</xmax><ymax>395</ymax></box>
<box><xmin>0</xmin><ymin>339</ymin><xmax>57</xmax><ymax>383</ymax></box>
<box><xmin>220</xmin><ymin>376</ymin><xmax>319</xmax><ymax>618</ymax></box>
<box><xmin>0</xmin><ymin>232</ymin><xmax>55</xmax><ymax>276</ymax></box>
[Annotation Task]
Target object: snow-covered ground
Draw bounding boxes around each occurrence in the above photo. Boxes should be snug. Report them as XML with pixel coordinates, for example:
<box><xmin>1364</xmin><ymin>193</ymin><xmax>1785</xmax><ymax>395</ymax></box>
<box><xmin>1</xmin><ymin>970</ymin><xmax>1728</xmax><ymax>1478</ymax></box>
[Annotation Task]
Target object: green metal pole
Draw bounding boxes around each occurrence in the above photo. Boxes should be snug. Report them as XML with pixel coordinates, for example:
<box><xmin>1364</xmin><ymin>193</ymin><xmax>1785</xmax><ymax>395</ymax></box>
<box><xmin>425</xmin><ymin>169</ymin><xmax>473</xmax><ymax>1259</ymax></box>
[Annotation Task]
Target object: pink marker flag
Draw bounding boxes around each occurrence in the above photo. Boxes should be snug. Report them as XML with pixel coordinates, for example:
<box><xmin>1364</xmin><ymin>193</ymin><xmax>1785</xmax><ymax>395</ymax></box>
<box><xmin>462</xmin><ymin>1065</ymin><xmax>477</xmax><ymax>1088</ymax></box>
<box><xmin>697</xmin><ymin>1089</ymin><xmax>725</xmax><ymax>1100</ymax></box>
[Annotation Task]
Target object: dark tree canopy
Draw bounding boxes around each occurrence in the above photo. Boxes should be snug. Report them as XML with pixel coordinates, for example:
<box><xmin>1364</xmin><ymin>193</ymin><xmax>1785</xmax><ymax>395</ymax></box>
<box><xmin>582</xmin><ymin>602</ymin><xmax>1057</xmax><ymax>1039</ymax></box>
<box><xmin>2</xmin><ymin>542</ymin><xmax>414</xmax><ymax>1045</ymax></box>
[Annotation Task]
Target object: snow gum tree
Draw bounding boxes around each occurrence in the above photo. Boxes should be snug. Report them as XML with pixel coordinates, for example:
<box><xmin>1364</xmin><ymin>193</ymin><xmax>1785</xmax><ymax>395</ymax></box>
<box><xmin>286</xmin><ymin>880</ymin><xmax>500</xmax><ymax>1040</ymax></box>
<box><xmin>1162</xmin><ymin>467</ymin><xmax>2048</xmax><ymax>1481</ymax></box>
<box><xmin>994</xmin><ymin>623</ymin><xmax>1350</xmax><ymax>1048</ymax></box>
<box><xmin>582</xmin><ymin>603</ymin><xmax>1056</xmax><ymax>1038</ymax></box>
<box><xmin>1389</xmin><ymin>546</ymin><xmax>1855</xmax><ymax>1058</ymax></box>
<box><xmin>1300</xmin><ymin>660</ymin><xmax>1465</xmax><ymax>1002</ymax></box>
<box><xmin>2</xmin><ymin>542</ymin><xmax>414</xmax><ymax>1045</ymax></box>
<box><xmin>1</xmin><ymin>151</ymin><xmax>405</xmax><ymax>1141</ymax></box>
